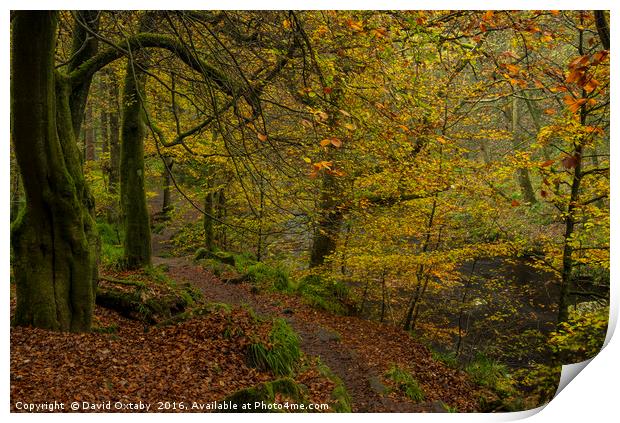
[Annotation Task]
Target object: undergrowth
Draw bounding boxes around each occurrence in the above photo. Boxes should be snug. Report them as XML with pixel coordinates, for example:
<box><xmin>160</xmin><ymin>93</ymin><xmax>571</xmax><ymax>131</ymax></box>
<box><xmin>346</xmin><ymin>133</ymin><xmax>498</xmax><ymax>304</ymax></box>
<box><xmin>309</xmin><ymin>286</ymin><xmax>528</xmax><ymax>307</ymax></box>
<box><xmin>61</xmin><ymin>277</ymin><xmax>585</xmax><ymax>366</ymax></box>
<box><xmin>385</xmin><ymin>364</ymin><xmax>425</xmax><ymax>402</ymax></box>
<box><xmin>248</xmin><ymin>318</ymin><xmax>301</xmax><ymax>376</ymax></box>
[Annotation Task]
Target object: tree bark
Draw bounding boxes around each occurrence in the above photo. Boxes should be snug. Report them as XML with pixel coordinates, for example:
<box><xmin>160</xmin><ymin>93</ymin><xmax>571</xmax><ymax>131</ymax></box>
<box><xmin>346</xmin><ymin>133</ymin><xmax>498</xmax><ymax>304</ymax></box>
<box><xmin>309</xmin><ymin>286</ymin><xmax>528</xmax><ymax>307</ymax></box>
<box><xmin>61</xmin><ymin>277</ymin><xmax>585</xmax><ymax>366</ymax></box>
<box><xmin>107</xmin><ymin>69</ymin><xmax>121</xmax><ymax>192</ymax></box>
<box><xmin>11</xmin><ymin>11</ymin><xmax>97</xmax><ymax>332</ymax></box>
<box><xmin>84</xmin><ymin>103</ymin><xmax>96</xmax><ymax>161</ymax></box>
<box><xmin>120</xmin><ymin>49</ymin><xmax>152</xmax><ymax>268</ymax></box>
<box><xmin>594</xmin><ymin>11</ymin><xmax>610</xmax><ymax>50</ymax></box>
<box><xmin>67</xmin><ymin>11</ymin><xmax>100</xmax><ymax>138</ymax></box>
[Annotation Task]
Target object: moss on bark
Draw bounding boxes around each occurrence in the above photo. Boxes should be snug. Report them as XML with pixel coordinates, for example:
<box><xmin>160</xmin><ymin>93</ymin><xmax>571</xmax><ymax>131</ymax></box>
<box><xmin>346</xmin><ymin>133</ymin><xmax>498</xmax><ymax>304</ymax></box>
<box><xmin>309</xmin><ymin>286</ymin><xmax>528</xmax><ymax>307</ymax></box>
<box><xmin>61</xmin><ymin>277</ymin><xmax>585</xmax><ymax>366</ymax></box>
<box><xmin>11</xmin><ymin>11</ymin><xmax>97</xmax><ymax>332</ymax></box>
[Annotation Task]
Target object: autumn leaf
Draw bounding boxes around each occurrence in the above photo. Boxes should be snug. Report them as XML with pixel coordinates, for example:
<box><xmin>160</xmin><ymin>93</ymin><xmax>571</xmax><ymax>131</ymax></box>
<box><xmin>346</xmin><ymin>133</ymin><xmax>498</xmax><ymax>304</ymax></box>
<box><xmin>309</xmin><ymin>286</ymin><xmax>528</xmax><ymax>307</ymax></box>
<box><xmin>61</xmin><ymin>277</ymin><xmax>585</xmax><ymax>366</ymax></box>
<box><xmin>540</xmin><ymin>159</ymin><xmax>555</xmax><ymax>167</ymax></box>
<box><xmin>320</xmin><ymin>139</ymin><xmax>332</xmax><ymax>148</ymax></box>
<box><xmin>583</xmin><ymin>78</ymin><xmax>599</xmax><ymax>94</ymax></box>
<box><xmin>563</xmin><ymin>95</ymin><xmax>587</xmax><ymax>113</ymax></box>
<box><xmin>257</xmin><ymin>133</ymin><xmax>268</xmax><ymax>142</ymax></box>
<box><xmin>347</xmin><ymin>19</ymin><xmax>364</xmax><ymax>32</ymax></box>
<box><xmin>303</xmin><ymin>157</ymin><xmax>312</xmax><ymax>164</ymax></box>
<box><xmin>330</xmin><ymin>138</ymin><xmax>343</xmax><ymax>148</ymax></box>
<box><xmin>591</xmin><ymin>50</ymin><xmax>609</xmax><ymax>65</ymax></box>
<box><xmin>561</xmin><ymin>155</ymin><xmax>579</xmax><ymax>169</ymax></box>
<box><xmin>482</xmin><ymin>10</ymin><xmax>494</xmax><ymax>22</ymax></box>
<box><xmin>511</xmin><ymin>200</ymin><xmax>521</xmax><ymax>207</ymax></box>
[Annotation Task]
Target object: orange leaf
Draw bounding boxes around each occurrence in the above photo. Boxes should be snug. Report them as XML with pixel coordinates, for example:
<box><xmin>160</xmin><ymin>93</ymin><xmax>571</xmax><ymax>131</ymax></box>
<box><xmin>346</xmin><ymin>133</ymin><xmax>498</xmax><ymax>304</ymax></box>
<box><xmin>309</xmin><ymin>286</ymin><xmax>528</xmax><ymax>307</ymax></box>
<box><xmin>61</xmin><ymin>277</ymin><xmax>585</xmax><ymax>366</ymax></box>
<box><xmin>511</xmin><ymin>200</ymin><xmax>520</xmax><ymax>207</ymax></box>
<box><xmin>320</xmin><ymin>139</ymin><xmax>331</xmax><ymax>147</ymax></box>
<box><xmin>540</xmin><ymin>159</ymin><xmax>555</xmax><ymax>167</ymax></box>
<box><xmin>257</xmin><ymin>133</ymin><xmax>268</xmax><ymax>142</ymax></box>
<box><xmin>330</xmin><ymin>138</ymin><xmax>343</xmax><ymax>148</ymax></box>
<box><xmin>482</xmin><ymin>10</ymin><xmax>494</xmax><ymax>22</ymax></box>
<box><xmin>583</xmin><ymin>78</ymin><xmax>599</xmax><ymax>94</ymax></box>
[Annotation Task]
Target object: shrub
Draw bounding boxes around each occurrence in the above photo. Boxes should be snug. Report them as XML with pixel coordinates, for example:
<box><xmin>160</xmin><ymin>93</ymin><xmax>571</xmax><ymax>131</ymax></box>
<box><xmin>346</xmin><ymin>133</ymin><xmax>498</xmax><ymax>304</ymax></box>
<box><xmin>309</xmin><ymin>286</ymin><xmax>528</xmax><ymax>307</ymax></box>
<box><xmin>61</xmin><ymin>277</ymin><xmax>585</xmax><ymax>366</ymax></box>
<box><xmin>246</xmin><ymin>263</ymin><xmax>291</xmax><ymax>292</ymax></box>
<box><xmin>296</xmin><ymin>274</ymin><xmax>350</xmax><ymax>314</ymax></box>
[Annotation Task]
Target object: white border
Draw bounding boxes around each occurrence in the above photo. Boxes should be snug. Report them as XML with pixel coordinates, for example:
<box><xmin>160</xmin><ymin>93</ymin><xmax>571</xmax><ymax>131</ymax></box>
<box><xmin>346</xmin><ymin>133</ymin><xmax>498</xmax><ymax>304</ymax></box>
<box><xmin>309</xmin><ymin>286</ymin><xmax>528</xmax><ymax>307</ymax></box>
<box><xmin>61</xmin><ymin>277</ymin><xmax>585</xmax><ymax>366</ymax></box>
<box><xmin>2</xmin><ymin>2</ymin><xmax>617</xmax><ymax>422</ymax></box>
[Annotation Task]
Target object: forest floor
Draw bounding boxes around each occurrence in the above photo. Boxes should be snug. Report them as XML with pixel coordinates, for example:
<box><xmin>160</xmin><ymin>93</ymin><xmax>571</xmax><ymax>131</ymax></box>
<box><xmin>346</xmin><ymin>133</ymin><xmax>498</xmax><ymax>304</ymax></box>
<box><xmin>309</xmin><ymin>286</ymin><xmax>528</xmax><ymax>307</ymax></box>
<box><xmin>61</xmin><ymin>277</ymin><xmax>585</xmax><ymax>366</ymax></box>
<box><xmin>150</xmin><ymin>251</ymin><xmax>483</xmax><ymax>412</ymax></box>
<box><xmin>10</xmin><ymin>196</ymin><xmax>486</xmax><ymax>413</ymax></box>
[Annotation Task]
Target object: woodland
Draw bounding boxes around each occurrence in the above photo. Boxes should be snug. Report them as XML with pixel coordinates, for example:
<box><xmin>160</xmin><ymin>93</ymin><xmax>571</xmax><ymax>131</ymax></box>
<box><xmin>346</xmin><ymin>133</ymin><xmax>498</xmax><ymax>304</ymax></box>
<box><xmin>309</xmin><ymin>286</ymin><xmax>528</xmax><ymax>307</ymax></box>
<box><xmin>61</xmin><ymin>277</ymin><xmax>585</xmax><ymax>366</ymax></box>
<box><xmin>10</xmin><ymin>10</ymin><xmax>610</xmax><ymax>413</ymax></box>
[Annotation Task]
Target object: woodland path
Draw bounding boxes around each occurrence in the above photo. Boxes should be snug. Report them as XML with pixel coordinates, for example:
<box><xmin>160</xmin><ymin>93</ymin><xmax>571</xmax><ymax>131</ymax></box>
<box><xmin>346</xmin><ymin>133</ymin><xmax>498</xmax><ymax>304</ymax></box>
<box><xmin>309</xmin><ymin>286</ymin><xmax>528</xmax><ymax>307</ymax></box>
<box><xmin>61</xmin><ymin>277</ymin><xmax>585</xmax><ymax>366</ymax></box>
<box><xmin>148</xmin><ymin>194</ymin><xmax>477</xmax><ymax>412</ymax></box>
<box><xmin>152</xmin><ymin>254</ymin><xmax>426</xmax><ymax>412</ymax></box>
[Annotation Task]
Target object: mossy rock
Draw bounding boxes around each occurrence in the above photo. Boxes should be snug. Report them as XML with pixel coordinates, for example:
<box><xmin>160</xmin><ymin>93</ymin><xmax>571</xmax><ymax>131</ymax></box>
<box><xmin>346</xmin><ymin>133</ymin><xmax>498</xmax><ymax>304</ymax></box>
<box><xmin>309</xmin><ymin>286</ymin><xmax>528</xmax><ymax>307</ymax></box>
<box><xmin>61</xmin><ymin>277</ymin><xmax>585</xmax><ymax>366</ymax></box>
<box><xmin>222</xmin><ymin>378</ymin><xmax>307</xmax><ymax>412</ymax></box>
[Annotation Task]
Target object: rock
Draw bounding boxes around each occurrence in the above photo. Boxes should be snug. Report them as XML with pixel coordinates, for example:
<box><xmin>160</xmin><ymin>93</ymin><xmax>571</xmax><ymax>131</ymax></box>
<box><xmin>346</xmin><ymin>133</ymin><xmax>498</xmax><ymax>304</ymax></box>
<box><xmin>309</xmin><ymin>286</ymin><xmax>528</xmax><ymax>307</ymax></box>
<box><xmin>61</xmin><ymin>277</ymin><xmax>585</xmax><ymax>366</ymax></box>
<box><xmin>316</xmin><ymin>327</ymin><xmax>341</xmax><ymax>342</ymax></box>
<box><xmin>429</xmin><ymin>401</ymin><xmax>449</xmax><ymax>413</ymax></box>
<box><xmin>282</xmin><ymin>308</ymin><xmax>294</xmax><ymax>315</ymax></box>
<box><xmin>368</xmin><ymin>376</ymin><xmax>388</xmax><ymax>395</ymax></box>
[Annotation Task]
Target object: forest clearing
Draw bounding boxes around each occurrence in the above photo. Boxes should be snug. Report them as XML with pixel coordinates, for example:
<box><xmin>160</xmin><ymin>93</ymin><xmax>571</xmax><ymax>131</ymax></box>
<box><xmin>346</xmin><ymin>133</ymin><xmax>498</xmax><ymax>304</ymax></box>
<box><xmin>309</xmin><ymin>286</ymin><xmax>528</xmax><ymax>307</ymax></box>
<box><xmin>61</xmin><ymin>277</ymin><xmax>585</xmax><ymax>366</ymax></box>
<box><xmin>9</xmin><ymin>10</ymin><xmax>610</xmax><ymax>413</ymax></box>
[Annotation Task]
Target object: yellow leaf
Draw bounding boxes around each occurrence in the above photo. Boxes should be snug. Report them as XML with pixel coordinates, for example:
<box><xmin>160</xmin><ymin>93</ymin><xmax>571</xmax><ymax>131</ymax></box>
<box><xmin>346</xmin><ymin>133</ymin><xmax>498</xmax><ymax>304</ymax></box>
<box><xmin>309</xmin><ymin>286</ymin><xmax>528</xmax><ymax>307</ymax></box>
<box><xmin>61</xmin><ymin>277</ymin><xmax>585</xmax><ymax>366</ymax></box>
<box><xmin>320</xmin><ymin>139</ymin><xmax>331</xmax><ymax>147</ymax></box>
<box><xmin>303</xmin><ymin>157</ymin><xmax>312</xmax><ymax>163</ymax></box>
<box><xmin>331</xmin><ymin>138</ymin><xmax>343</xmax><ymax>148</ymax></box>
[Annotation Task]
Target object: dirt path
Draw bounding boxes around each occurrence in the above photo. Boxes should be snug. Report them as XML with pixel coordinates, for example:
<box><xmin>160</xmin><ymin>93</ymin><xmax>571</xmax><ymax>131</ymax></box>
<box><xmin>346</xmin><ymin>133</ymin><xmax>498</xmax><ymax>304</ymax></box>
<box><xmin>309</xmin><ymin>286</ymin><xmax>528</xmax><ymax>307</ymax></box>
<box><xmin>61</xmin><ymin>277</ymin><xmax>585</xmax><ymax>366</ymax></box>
<box><xmin>152</xmin><ymin>255</ymin><xmax>447</xmax><ymax>412</ymax></box>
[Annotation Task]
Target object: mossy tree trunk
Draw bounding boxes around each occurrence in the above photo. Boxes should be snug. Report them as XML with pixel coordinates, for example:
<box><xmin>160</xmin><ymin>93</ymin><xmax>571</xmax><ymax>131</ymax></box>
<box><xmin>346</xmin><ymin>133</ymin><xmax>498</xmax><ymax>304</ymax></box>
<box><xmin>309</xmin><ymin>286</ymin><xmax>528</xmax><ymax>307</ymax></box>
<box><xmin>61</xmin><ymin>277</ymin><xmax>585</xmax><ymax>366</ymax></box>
<box><xmin>11</xmin><ymin>11</ymin><xmax>98</xmax><ymax>332</ymax></box>
<box><xmin>107</xmin><ymin>69</ymin><xmax>121</xmax><ymax>192</ymax></box>
<box><xmin>119</xmin><ymin>13</ymin><xmax>156</xmax><ymax>268</ymax></box>
<box><xmin>120</xmin><ymin>56</ymin><xmax>152</xmax><ymax>268</ymax></box>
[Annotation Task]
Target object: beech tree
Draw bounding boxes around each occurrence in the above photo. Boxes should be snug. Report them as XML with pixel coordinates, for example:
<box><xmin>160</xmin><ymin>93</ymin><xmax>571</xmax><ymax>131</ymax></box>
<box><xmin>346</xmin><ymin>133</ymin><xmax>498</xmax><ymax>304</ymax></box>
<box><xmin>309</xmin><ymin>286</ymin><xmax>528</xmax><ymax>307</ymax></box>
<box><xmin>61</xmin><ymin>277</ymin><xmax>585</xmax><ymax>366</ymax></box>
<box><xmin>11</xmin><ymin>11</ymin><xmax>99</xmax><ymax>331</ymax></box>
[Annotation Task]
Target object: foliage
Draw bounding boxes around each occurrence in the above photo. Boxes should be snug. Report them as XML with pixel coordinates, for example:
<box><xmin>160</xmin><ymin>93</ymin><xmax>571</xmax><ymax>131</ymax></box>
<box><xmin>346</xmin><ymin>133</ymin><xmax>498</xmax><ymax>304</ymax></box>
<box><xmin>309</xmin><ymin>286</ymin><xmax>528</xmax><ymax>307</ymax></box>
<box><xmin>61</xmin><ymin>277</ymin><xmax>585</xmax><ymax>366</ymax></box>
<box><xmin>549</xmin><ymin>306</ymin><xmax>608</xmax><ymax>363</ymax></box>
<box><xmin>246</xmin><ymin>263</ymin><xmax>292</xmax><ymax>292</ymax></box>
<box><xmin>296</xmin><ymin>274</ymin><xmax>350</xmax><ymax>315</ymax></box>
<box><xmin>97</xmin><ymin>220</ymin><xmax>124</xmax><ymax>268</ymax></box>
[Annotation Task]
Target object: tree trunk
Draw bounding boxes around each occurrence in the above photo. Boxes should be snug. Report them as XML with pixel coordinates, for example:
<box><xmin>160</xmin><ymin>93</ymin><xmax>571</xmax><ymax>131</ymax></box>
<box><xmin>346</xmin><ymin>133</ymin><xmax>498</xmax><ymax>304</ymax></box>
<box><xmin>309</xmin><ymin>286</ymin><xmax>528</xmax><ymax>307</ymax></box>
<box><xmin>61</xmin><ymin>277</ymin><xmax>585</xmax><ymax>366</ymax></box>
<box><xmin>67</xmin><ymin>10</ymin><xmax>100</xmax><ymax>139</ymax></box>
<box><xmin>204</xmin><ymin>189</ymin><xmax>215</xmax><ymax>251</ymax></box>
<box><xmin>10</xmin><ymin>150</ymin><xmax>22</xmax><ymax>223</ymax></box>
<box><xmin>107</xmin><ymin>70</ymin><xmax>121</xmax><ymax>192</ymax></box>
<box><xmin>216</xmin><ymin>187</ymin><xmax>227</xmax><ymax>248</ymax></box>
<box><xmin>511</xmin><ymin>96</ymin><xmax>537</xmax><ymax>204</ymax></box>
<box><xmin>11</xmin><ymin>11</ymin><xmax>97</xmax><ymax>332</ymax></box>
<box><xmin>309</xmin><ymin>172</ymin><xmax>343</xmax><ymax>267</ymax></box>
<box><xmin>84</xmin><ymin>103</ymin><xmax>96</xmax><ymax>161</ymax></box>
<box><xmin>162</xmin><ymin>156</ymin><xmax>174</xmax><ymax>215</ymax></box>
<box><xmin>120</xmin><ymin>54</ymin><xmax>152</xmax><ymax>268</ymax></box>
<box><xmin>594</xmin><ymin>11</ymin><xmax>610</xmax><ymax>50</ymax></box>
